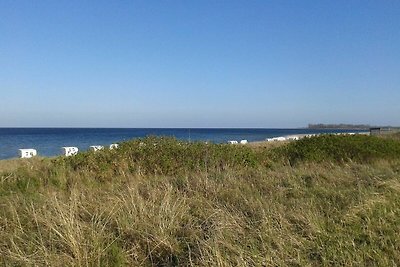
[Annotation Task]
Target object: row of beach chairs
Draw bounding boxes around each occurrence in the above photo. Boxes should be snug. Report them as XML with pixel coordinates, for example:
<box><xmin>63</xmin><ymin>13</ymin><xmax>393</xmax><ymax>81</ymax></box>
<box><xmin>227</xmin><ymin>140</ymin><xmax>248</xmax><ymax>144</ymax></box>
<box><xmin>18</xmin><ymin>144</ymin><xmax>119</xmax><ymax>159</ymax></box>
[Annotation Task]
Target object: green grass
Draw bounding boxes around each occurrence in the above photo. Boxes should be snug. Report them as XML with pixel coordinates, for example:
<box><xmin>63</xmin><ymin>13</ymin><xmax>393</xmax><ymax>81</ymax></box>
<box><xmin>0</xmin><ymin>135</ymin><xmax>400</xmax><ymax>266</ymax></box>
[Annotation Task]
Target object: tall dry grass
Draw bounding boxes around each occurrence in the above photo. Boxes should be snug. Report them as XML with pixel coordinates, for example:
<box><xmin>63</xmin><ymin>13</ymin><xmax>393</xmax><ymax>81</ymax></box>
<box><xmin>1</xmin><ymin>136</ymin><xmax>400</xmax><ymax>266</ymax></box>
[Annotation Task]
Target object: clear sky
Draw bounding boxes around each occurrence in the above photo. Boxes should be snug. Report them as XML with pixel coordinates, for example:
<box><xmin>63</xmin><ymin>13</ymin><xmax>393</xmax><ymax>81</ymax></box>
<box><xmin>1</xmin><ymin>0</ymin><xmax>399</xmax><ymax>128</ymax></box>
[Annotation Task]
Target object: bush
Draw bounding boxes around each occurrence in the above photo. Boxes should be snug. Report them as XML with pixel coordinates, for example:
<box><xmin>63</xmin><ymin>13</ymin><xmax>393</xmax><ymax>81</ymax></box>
<box><xmin>52</xmin><ymin>137</ymin><xmax>262</xmax><ymax>177</ymax></box>
<box><xmin>276</xmin><ymin>134</ymin><xmax>400</xmax><ymax>165</ymax></box>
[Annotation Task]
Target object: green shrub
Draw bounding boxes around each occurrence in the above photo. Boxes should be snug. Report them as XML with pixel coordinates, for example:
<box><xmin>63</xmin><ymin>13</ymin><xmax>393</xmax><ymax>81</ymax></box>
<box><xmin>53</xmin><ymin>137</ymin><xmax>262</xmax><ymax>177</ymax></box>
<box><xmin>276</xmin><ymin>134</ymin><xmax>400</xmax><ymax>165</ymax></box>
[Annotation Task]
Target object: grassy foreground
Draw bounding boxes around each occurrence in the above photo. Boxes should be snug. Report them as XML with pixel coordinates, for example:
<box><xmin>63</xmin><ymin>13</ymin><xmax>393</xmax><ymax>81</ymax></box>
<box><xmin>1</xmin><ymin>135</ymin><xmax>400</xmax><ymax>266</ymax></box>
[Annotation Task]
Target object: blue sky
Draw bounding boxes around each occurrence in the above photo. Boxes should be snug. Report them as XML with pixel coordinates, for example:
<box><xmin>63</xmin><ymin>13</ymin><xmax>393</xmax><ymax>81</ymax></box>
<box><xmin>1</xmin><ymin>0</ymin><xmax>399</xmax><ymax>127</ymax></box>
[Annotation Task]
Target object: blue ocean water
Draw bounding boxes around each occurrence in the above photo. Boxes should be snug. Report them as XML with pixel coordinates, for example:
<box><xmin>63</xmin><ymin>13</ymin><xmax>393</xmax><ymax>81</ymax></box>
<box><xmin>0</xmin><ymin>128</ymin><xmax>364</xmax><ymax>160</ymax></box>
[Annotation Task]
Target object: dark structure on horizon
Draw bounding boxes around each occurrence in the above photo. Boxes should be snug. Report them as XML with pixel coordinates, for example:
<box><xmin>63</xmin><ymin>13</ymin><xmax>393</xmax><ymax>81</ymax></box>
<box><xmin>308</xmin><ymin>123</ymin><xmax>370</xmax><ymax>130</ymax></box>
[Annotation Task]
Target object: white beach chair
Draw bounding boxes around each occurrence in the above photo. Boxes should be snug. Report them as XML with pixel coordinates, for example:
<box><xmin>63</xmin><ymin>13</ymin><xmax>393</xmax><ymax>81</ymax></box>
<box><xmin>61</xmin><ymin>147</ymin><xmax>79</xmax><ymax>157</ymax></box>
<box><xmin>90</xmin><ymin>145</ymin><xmax>104</xmax><ymax>152</ymax></box>
<box><xmin>109</xmin><ymin>144</ymin><xmax>119</xmax><ymax>149</ymax></box>
<box><xmin>19</xmin><ymin>149</ymin><xmax>37</xmax><ymax>158</ymax></box>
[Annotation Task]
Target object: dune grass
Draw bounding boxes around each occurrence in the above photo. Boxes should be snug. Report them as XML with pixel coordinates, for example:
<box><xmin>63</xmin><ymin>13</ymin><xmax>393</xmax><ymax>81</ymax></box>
<box><xmin>0</xmin><ymin>135</ymin><xmax>400</xmax><ymax>266</ymax></box>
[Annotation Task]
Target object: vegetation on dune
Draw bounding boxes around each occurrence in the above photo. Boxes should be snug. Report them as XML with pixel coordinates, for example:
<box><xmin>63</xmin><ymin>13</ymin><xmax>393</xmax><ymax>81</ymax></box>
<box><xmin>1</xmin><ymin>135</ymin><xmax>400</xmax><ymax>266</ymax></box>
<box><xmin>55</xmin><ymin>137</ymin><xmax>262</xmax><ymax>177</ymax></box>
<box><xmin>381</xmin><ymin>131</ymin><xmax>400</xmax><ymax>141</ymax></box>
<box><xmin>278</xmin><ymin>134</ymin><xmax>400</xmax><ymax>165</ymax></box>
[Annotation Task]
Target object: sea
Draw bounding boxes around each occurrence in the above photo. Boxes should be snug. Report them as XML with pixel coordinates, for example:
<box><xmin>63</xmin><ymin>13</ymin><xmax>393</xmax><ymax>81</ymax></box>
<box><xmin>0</xmin><ymin>128</ymin><xmax>365</xmax><ymax>160</ymax></box>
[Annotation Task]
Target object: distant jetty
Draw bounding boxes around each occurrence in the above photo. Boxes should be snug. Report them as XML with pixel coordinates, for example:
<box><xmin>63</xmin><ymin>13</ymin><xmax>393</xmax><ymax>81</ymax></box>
<box><xmin>308</xmin><ymin>123</ymin><xmax>371</xmax><ymax>130</ymax></box>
